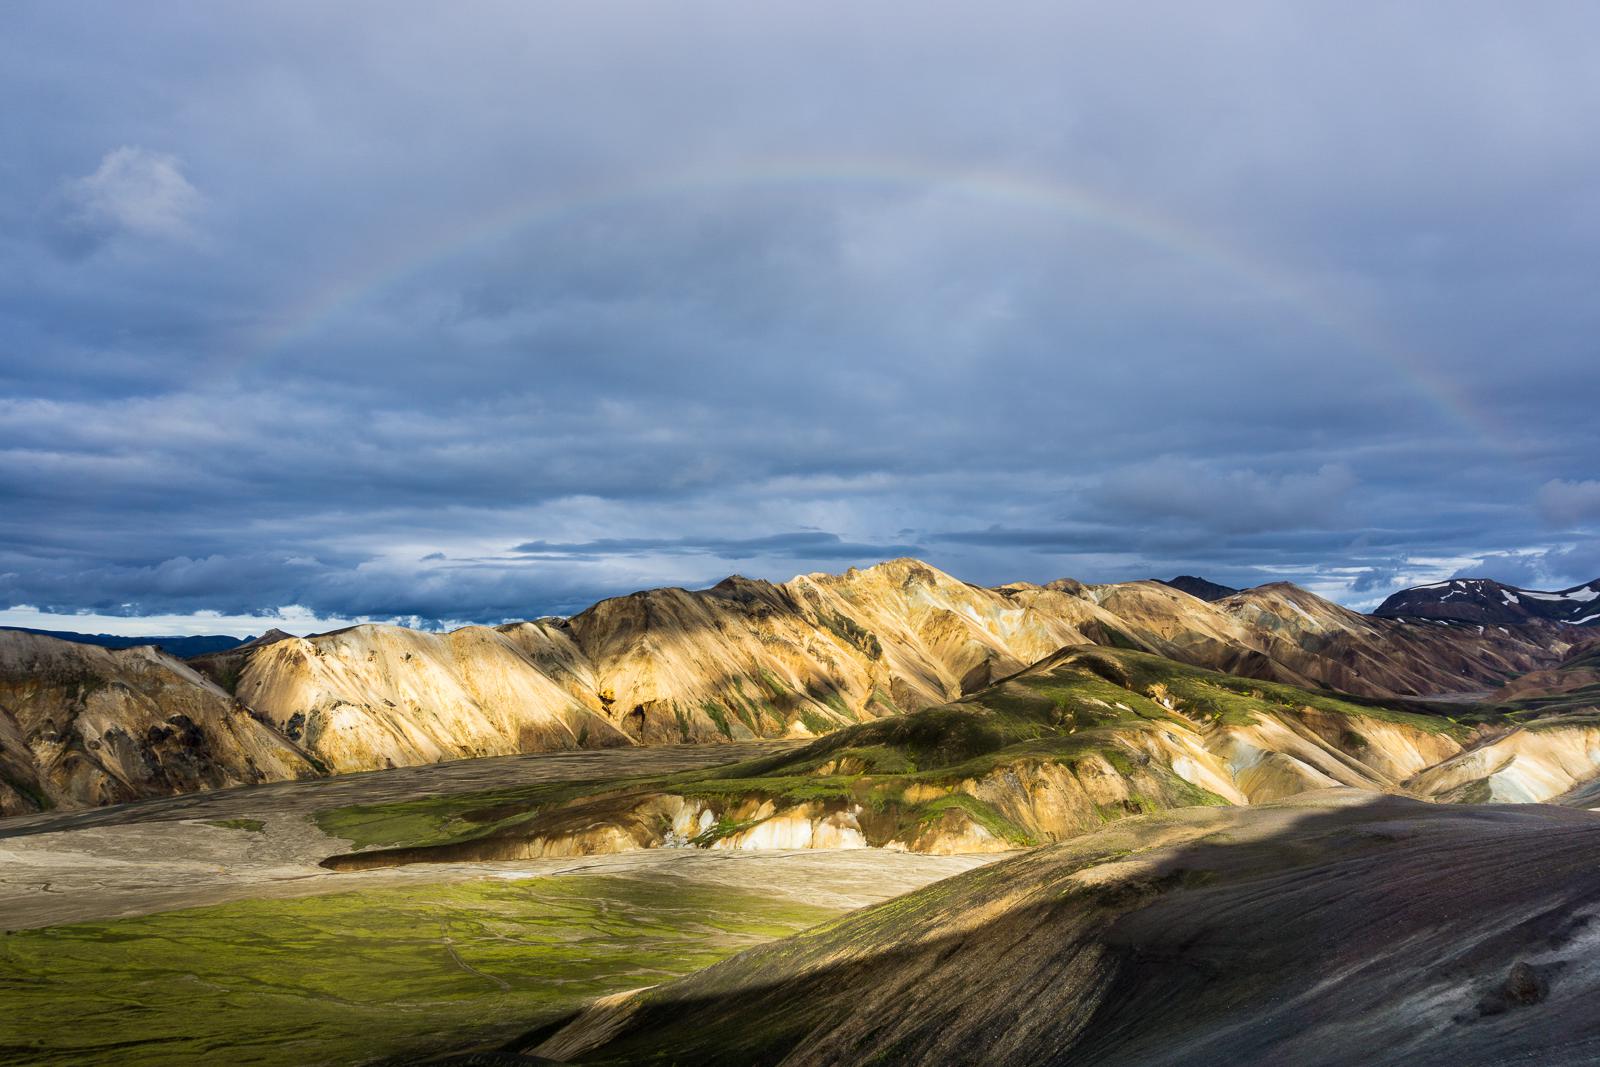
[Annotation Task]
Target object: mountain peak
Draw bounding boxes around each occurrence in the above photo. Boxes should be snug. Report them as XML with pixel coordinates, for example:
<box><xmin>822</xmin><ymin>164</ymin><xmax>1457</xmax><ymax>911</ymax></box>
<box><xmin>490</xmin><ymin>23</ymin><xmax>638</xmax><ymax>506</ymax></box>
<box><xmin>1375</xmin><ymin>577</ymin><xmax>1600</xmax><ymax>626</ymax></box>
<box><xmin>1157</xmin><ymin>576</ymin><xmax>1241</xmax><ymax>602</ymax></box>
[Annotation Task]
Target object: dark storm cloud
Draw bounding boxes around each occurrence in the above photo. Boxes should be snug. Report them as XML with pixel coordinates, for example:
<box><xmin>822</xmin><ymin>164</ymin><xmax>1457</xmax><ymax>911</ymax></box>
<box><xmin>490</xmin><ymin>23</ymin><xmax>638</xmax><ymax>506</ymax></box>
<box><xmin>2</xmin><ymin>1</ymin><xmax>1599</xmax><ymax>631</ymax></box>
<box><xmin>1539</xmin><ymin>480</ymin><xmax>1600</xmax><ymax>528</ymax></box>
<box><xmin>512</xmin><ymin>532</ymin><xmax>923</xmax><ymax>561</ymax></box>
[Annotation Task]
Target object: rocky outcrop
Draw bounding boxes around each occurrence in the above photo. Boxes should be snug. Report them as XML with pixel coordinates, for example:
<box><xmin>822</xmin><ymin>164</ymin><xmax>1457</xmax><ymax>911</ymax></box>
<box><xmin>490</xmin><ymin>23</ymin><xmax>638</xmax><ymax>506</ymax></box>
<box><xmin>0</xmin><ymin>632</ymin><xmax>319</xmax><ymax>815</ymax></box>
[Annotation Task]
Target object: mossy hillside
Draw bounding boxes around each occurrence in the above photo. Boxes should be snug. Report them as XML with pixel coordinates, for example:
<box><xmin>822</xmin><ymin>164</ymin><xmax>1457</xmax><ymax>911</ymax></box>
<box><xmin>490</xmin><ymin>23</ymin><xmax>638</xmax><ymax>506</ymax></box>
<box><xmin>912</xmin><ymin>794</ymin><xmax>1039</xmax><ymax>846</ymax></box>
<box><xmin>1519</xmin><ymin>707</ymin><xmax>1600</xmax><ymax>731</ymax></box>
<box><xmin>1097</xmin><ymin>648</ymin><xmax>1470</xmax><ymax>736</ymax></box>
<box><xmin>0</xmin><ymin>874</ymin><xmax>838</xmax><ymax>1067</ymax></box>
<box><xmin>645</xmin><ymin>647</ymin><xmax>1453</xmax><ymax>818</ymax></box>
<box><xmin>312</xmin><ymin>776</ymin><xmax>643</xmax><ymax>850</ymax></box>
<box><xmin>314</xmin><ymin>648</ymin><xmax>1459</xmax><ymax>860</ymax></box>
<box><xmin>1493</xmin><ymin>689</ymin><xmax>1600</xmax><ymax>719</ymax></box>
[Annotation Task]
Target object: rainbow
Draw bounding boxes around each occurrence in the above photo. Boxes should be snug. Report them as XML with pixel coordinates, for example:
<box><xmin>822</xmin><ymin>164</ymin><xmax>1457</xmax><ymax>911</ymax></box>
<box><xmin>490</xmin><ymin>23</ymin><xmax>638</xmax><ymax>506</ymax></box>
<box><xmin>230</xmin><ymin>154</ymin><xmax>1515</xmax><ymax>450</ymax></box>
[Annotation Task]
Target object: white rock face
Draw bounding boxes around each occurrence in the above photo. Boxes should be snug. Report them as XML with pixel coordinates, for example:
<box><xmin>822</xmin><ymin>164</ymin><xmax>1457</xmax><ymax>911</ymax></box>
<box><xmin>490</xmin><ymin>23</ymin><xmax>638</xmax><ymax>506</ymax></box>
<box><xmin>1407</xmin><ymin>724</ymin><xmax>1600</xmax><ymax>803</ymax></box>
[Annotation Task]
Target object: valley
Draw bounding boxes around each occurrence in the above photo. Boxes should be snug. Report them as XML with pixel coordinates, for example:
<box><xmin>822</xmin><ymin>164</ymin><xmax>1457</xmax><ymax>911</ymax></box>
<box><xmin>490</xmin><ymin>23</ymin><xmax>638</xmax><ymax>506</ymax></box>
<box><xmin>0</xmin><ymin>742</ymin><xmax>994</xmax><ymax>1066</ymax></box>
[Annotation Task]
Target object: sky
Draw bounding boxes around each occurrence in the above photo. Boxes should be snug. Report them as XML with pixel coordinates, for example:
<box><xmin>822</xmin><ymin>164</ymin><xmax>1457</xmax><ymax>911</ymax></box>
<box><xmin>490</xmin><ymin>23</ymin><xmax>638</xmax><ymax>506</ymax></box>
<box><xmin>2</xmin><ymin>2</ymin><xmax>1599</xmax><ymax>636</ymax></box>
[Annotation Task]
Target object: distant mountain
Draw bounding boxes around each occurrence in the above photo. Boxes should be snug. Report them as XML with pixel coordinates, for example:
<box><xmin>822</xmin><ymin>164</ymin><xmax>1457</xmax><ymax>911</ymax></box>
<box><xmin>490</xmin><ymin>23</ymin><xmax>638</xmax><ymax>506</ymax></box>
<box><xmin>1157</xmin><ymin>575</ymin><xmax>1241</xmax><ymax>601</ymax></box>
<box><xmin>1374</xmin><ymin>578</ymin><xmax>1600</xmax><ymax>626</ymax></box>
<box><xmin>0</xmin><ymin>626</ymin><xmax>251</xmax><ymax>658</ymax></box>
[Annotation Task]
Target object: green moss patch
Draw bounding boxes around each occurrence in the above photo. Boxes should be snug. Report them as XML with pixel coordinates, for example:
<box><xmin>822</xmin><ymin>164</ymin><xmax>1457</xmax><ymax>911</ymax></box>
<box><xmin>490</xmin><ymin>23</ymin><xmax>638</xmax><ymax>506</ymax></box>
<box><xmin>311</xmin><ymin>777</ymin><xmax>624</xmax><ymax>850</ymax></box>
<box><xmin>912</xmin><ymin>794</ymin><xmax>1037</xmax><ymax>846</ymax></box>
<box><xmin>0</xmin><ymin>874</ymin><xmax>838</xmax><ymax>1067</ymax></box>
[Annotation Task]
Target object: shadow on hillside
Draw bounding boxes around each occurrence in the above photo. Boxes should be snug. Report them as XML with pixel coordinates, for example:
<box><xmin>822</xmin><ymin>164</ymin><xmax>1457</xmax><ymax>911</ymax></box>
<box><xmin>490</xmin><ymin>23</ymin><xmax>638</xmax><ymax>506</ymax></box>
<box><xmin>408</xmin><ymin>793</ymin><xmax>1600</xmax><ymax>1067</ymax></box>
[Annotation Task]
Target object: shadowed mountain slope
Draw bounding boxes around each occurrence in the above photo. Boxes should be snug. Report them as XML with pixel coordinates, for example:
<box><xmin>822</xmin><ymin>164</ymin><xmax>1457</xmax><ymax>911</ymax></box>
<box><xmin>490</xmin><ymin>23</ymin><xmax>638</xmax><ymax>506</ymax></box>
<box><xmin>526</xmin><ymin>793</ymin><xmax>1600</xmax><ymax>1067</ymax></box>
<box><xmin>1491</xmin><ymin>644</ymin><xmax>1600</xmax><ymax>713</ymax></box>
<box><xmin>1080</xmin><ymin>578</ymin><xmax>1578</xmax><ymax>697</ymax></box>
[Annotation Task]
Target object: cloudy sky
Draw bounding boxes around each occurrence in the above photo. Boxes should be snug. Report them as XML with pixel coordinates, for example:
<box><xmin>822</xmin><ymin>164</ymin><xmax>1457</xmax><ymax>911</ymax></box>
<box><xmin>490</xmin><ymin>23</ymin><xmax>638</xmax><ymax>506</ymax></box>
<box><xmin>3</xmin><ymin>2</ymin><xmax>1598</xmax><ymax>635</ymax></box>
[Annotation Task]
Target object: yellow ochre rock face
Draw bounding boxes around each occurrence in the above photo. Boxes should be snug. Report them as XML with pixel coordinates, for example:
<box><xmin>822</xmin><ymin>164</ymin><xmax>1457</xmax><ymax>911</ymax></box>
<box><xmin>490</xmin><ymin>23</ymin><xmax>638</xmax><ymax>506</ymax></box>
<box><xmin>232</xmin><ymin>623</ymin><xmax>632</xmax><ymax>774</ymax></box>
<box><xmin>0</xmin><ymin>632</ymin><xmax>318</xmax><ymax>815</ymax></box>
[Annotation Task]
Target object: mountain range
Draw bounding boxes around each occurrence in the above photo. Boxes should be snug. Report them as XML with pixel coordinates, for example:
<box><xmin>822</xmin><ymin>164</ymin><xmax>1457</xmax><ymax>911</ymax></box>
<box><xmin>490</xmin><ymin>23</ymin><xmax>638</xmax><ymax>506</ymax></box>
<box><xmin>2</xmin><ymin>559</ymin><xmax>1595</xmax><ymax>817</ymax></box>
<box><xmin>1375</xmin><ymin>577</ymin><xmax>1600</xmax><ymax>626</ymax></box>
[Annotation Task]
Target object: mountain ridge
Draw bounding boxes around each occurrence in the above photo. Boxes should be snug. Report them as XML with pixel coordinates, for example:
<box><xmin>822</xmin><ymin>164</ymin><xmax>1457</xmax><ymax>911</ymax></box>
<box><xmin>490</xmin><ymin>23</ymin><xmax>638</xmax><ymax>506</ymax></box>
<box><xmin>3</xmin><ymin>558</ymin><xmax>1591</xmax><ymax>816</ymax></box>
<box><xmin>1376</xmin><ymin>577</ymin><xmax>1600</xmax><ymax>626</ymax></box>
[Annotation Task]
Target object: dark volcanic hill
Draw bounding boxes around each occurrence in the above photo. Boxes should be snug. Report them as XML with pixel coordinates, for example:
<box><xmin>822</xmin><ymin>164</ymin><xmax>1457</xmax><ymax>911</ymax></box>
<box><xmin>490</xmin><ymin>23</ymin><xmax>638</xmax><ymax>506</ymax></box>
<box><xmin>1375</xmin><ymin>577</ymin><xmax>1600</xmax><ymax>626</ymax></box>
<box><xmin>1156</xmin><ymin>575</ymin><xmax>1240</xmax><ymax>601</ymax></box>
<box><xmin>527</xmin><ymin>793</ymin><xmax>1600</xmax><ymax>1067</ymax></box>
<box><xmin>0</xmin><ymin>626</ymin><xmax>250</xmax><ymax>658</ymax></box>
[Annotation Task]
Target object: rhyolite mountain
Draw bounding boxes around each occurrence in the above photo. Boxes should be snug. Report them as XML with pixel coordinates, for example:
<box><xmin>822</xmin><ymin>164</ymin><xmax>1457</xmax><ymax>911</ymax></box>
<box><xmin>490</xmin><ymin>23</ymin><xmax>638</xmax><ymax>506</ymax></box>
<box><xmin>321</xmin><ymin>642</ymin><xmax>1600</xmax><ymax>871</ymax></box>
<box><xmin>1156</xmin><ymin>575</ymin><xmax>1240</xmax><ymax>601</ymax></box>
<box><xmin>320</xmin><ymin>646</ymin><xmax>1475</xmax><ymax>869</ymax></box>
<box><xmin>0</xmin><ymin>631</ymin><xmax>319</xmax><ymax>815</ymax></box>
<box><xmin>2</xmin><ymin>559</ymin><xmax>1592</xmax><ymax>815</ymax></box>
<box><xmin>1376</xmin><ymin>577</ymin><xmax>1600</xmax><ymax>626</ymax></box>
<box><xmin>188</xmin><ymin>560</ymin><xmax>1578</xmax><ymax>770</ymax></box>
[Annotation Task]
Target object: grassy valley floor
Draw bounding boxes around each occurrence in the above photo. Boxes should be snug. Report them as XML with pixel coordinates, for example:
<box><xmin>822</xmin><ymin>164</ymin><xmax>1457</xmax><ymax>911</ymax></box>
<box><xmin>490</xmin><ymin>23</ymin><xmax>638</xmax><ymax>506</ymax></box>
<box><xmin>0</xmin><ymin>743</ymin><xmax>992</xmax><ymax>1066</ymax></box>
<box><xmin>0</xmin><ymin>871</ymin><xmax>839</xmax><ymax>1066</ymax></box>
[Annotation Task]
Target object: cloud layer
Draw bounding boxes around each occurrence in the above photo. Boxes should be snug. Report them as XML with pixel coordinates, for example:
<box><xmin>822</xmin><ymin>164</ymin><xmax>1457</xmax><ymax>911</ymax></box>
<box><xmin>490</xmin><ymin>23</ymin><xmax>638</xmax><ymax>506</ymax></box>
<box><xmin>61</xmin><ymin>146</ymin><xmax>204</xmax><ymax>247</ymax></box>
<box><xmin>2</xmin><ymin>2</ymin><xmax>1598</xmax><ymax>631</ymax></box>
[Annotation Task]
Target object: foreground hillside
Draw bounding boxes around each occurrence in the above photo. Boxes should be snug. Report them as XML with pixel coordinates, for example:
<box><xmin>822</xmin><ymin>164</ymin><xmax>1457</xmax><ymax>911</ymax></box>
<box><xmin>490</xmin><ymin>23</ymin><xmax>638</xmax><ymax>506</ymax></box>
<box><xmin>526</xmin><ymin>793</ymin><xmax>1600</xmax><ymax>1067</ymax></box>
<box><xmin>4</xmin><ymin>559</ymin><xmax>1590</xmax><ymax>815</ymax></box>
